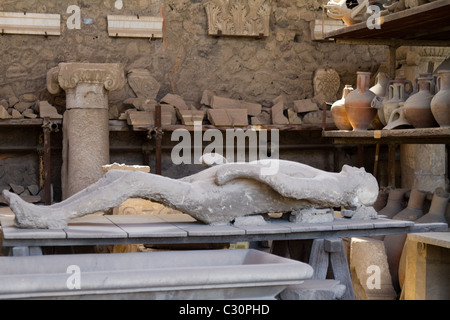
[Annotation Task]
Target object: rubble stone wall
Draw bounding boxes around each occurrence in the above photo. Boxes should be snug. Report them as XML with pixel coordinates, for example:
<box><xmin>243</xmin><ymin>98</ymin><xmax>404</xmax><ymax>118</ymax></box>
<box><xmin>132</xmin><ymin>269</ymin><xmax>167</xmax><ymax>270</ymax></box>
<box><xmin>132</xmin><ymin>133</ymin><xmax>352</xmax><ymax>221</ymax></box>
<box><xmin>0</xmin><ymin>0</ymin><xmax>385</xmax><ymax>107</ymax></box>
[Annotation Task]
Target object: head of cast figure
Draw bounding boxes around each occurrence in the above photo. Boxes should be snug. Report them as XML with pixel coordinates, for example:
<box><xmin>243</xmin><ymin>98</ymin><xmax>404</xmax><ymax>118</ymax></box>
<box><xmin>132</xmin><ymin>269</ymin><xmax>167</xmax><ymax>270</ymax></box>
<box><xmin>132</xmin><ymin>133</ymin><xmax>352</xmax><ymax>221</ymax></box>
<box><xmin>341</xmin><ymin>165</ymin><xmax>379</xmax><ymax>207</ymax></box>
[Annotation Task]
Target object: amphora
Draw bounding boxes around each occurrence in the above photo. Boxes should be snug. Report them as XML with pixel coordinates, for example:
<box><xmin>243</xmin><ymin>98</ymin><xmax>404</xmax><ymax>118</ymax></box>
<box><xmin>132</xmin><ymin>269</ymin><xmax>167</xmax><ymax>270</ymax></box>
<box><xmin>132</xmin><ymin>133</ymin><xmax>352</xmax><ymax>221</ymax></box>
<box><xmin>431</xmin><ymin>70</ymin><xmax>450</xmax><ymax>127</ymax></box>
<box><xmin>345</xmin><ymin>72</ymin><xmax>377</xmax><ymax>131</ymax></box>
<box><xmin>403</xmin><ymin>74</ymin><xmax>438</xmax><ymax>128</ymax></box>
<box><xmin>331</xmin><ymin>85</ymin><xmax>354</xmax><ymax>130</ymax></box>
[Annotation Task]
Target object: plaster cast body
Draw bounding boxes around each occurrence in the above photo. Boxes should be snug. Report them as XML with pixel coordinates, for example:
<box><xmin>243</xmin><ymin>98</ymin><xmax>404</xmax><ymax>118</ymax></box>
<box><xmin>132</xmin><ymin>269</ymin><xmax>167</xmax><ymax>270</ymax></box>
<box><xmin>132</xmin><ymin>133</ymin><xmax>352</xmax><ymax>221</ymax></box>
<box><xmin>3</xmin><ymin>157</ymin><xmax>379</xmax><ymax>229</ymax></box>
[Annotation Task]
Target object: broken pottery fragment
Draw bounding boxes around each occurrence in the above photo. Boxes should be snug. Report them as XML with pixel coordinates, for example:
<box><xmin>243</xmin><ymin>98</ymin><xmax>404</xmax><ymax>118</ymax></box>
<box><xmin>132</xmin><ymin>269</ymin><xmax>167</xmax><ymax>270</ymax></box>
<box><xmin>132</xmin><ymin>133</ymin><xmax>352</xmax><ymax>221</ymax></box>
<box><xmin>4</xmin><ymin>155</ymin><xmax>379</xmax><ymax>229</ymax></box>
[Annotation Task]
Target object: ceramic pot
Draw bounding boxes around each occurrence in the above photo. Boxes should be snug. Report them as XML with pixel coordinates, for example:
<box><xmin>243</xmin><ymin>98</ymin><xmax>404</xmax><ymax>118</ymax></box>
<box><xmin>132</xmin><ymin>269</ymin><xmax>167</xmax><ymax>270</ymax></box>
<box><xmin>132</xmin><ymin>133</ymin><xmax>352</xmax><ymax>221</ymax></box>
<box><xmin>431</xmin><ymin>69</ymin><xmax>450</xmax><ymax>127</ymax></box>
<box><xmin>416</xmin><ymin>187</ymin><xmax>450</xmax><ymax>224</ymax></box>
<box><xmin>370</xmin><ymin>72</ymin><xmax>390</xmax><ymax>97</ymax></box>
<box><xmin>392</xmin><ymin>189</ymin><xmax>426</xmax><ymax>221</ymax></box>
<box><xmin>377</xmin><ymin>188</ymin><xmax>408</xmax><ymax>219</ymax></box>
<box><xmin>403</xmin><ymin>75</ymin><xmax>438</xmax><ymax>128</ymax></box>
<box><xmin>345</xmin><ymin>72</ymin><xmax>377</xmax><ymax>131</ymax></box>
<box><xmin>331</xmin><ymin>85</ymin><xmax>353</xmax><ymax>130</ymax></box>
<box><xmin>383</xmin><ymin>77</ymin><xmax>413</xmax><ymax>126</ymax></box>
<box><xmin>383</xmin><ymin>105</ymin><xmax>413</xmax><ymax>130</ymax></box>
<box><xmin>370</xmin><ymin>72</ymin><xmax>390</xmax><ymax>127</ymax></box>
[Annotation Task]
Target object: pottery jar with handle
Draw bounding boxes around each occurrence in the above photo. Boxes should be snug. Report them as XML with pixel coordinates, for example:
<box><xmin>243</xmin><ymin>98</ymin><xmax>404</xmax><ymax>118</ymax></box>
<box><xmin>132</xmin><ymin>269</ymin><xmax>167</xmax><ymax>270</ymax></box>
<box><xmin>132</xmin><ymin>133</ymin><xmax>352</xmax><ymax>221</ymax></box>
<box><xmin>403</xmin><ymin>74</ymin><xmax>438</xmax><ymax>128</ymax></box>
<box><xmin>331</xmin><ymin>85</ymin><xmax>354</xmax><ymax>130</ymax></box>
<box><xmin>430</xmin><ymin>69</ymin><xmax>450</xmax><ymax>127</ymax></box>
<box><xmin>344</xmin><ymin>72</ymin><xmax>377</xmax><ymax>131</ymax></box>
<box><xmin>382</xmin><ymin>77</ymin><xmax>413</xmax><ymax>126</ymax></box>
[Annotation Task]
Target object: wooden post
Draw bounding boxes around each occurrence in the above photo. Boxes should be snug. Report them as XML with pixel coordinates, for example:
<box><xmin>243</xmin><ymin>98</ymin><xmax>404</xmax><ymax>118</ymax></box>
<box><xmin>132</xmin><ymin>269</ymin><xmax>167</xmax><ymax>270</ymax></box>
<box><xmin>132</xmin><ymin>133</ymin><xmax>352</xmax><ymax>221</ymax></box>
<box><xmin>388</xmin><ymin>143</ymin><xmax>397</xmax><ymax>188</ymax></box>
<box><xmin>43</xmin><ymin>118</ymin><xmax>52</xmax><ymax>205</ymax></box>
<box><xmin>309</xmin><ymin>238</ymin><xmax>356</xmax><ymax>300</ymax></box>
<box><xmin>155</xmin><ymin>104</ymin><xmax>162</xmax><ymax>175</ymax></box>
<box><xmin>389</xmin><ymin>45</ymin><xmax>397</xmax><ymax>80</ymax></box>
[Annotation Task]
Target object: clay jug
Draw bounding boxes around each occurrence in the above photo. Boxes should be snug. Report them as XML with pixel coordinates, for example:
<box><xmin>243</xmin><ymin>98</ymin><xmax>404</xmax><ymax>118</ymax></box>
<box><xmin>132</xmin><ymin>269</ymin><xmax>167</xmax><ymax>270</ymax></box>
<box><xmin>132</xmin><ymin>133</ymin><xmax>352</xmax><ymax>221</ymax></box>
<box><xmin>403</xmin><ymin>75</ymin><xmax>438</xmax><ymax>128</ymax></box>
<box><xmin>370</xmin><ymin>72</ymin><xmax>390</xmax><ymax>127</ymax></box>
<box><xmin>392</xmin><ymin>189</ymin><xmax>426</xmax><ymax>221</ymax></box>
<box><xmin>345</xmin><ymin>72</ymin><xmax>377</xmax><ymax>131</ymax></box>
<box><xmin>431</xmin><ymin>69</ymin><xmax>450</xmax><ymax>127</ymax></box>
<box><xmin>370</xmin><ymin>72</ymin><xmax>390</xmax><ymax>97</ymax></box>
<box><xmin>377</xmin><ymin>188</ymin><xmax>407</xmax><ymax>219</ymax></box>
<box><xmin>416</xmin><ymin>187</ymin><xmax>449</xmax><ymax>224</ymax></box>
<box><xmin>383</xmin><ymin>78</ymin><xmax>413</xmax><ymax>125</ymax></box>
<box><xmin>331</xmin><ymin>85</ymin><xmax>354</xmax><ymax>130</ymax></box>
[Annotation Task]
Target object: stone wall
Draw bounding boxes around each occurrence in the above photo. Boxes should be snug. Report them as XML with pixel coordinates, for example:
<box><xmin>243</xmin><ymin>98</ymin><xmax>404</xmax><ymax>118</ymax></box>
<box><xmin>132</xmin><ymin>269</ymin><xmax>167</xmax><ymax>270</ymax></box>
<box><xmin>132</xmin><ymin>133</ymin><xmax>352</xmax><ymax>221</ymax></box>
<box><xmin>0</xmin><ymin>0</ymin><xmax>385</xmax><ymax>107</ymax></box>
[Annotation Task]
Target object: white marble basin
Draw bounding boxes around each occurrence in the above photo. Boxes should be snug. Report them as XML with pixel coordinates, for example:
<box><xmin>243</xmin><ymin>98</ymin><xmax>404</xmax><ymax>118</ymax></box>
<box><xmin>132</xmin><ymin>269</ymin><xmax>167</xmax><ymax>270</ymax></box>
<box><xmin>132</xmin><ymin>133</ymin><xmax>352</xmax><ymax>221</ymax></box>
<box><xmin>0</xmin><ymin>249</ymin><xmax>313</xmax><ymax>300</ymax></box>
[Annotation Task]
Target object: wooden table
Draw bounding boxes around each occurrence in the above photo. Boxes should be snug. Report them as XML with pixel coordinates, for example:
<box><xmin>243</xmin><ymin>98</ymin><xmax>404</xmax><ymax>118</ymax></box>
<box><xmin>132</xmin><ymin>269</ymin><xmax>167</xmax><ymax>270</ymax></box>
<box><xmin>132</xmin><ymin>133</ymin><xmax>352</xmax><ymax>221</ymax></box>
<box><xmin>1</xmin><ymin>213</ymin><xmax>447</xmax><ymax>300</ymax></box>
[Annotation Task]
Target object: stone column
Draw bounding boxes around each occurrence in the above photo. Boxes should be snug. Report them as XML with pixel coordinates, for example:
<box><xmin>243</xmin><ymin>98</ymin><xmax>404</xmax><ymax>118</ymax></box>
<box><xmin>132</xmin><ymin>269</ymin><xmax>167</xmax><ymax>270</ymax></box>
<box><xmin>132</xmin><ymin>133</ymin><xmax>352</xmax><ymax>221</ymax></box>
<box><xmin>47</xmin><ymin>63</ymin><xmax>125</xmax><ymax>199</ymax></box>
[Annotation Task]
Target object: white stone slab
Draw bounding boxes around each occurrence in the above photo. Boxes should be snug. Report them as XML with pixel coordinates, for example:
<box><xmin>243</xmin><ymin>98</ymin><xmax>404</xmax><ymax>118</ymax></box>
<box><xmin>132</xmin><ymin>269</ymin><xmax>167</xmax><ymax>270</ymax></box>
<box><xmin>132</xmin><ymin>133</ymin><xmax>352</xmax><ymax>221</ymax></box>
<box><xmin>107</xmin><ymin>15</ymin><xmax>163</xmax><ymax>38</ymax></box>
<box><xmin>0</xmin><ymin>12</ymin><xmax>60</xmax><ymax>36</ymax></box>
<box><xmin>64</xmin><ymin>215</ymin><xmax>127</xmax><ymax>239</ymax></box>
<box><xmin>105</xmin><ymin>215</ymin><xmax>188</xmax><ymax>238</ymax></box>
<box><xmin>0</xmin><ymin>216</ymin><xmax>66</xmax><ymax>240</ymax></box>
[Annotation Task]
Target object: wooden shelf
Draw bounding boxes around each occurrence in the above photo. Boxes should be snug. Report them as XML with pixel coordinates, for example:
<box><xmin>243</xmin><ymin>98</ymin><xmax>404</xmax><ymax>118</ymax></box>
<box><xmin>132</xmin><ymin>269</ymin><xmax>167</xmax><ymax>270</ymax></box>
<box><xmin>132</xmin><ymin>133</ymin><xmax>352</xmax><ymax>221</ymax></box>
<box><xmin>324</xmin><ymin>0</ymin><xmax>450</xmax><ymax>46</ymax></box>
<box><xmin>109</xmin><ymin>119</ymin><xmax>338</xmax><ymax>132</ymax></box>
<box><xmin>0</xmin><ymin>119</ymin><xmax>63</xmax><ymax>127</ymax></box>
<box><xmin>322</xmin><ymin>127</ymin><xmax>450</xmax><ymax>145</ymax></box>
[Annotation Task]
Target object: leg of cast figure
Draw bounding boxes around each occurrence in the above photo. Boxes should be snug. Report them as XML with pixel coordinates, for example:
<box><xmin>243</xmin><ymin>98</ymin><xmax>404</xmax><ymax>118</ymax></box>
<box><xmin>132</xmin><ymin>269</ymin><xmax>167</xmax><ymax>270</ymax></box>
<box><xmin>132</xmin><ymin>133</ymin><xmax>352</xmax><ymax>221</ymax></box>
<box><xmin>3</xmin><ymin>170</ymin><xmax>192</xmax><ymax>229</ymax></box>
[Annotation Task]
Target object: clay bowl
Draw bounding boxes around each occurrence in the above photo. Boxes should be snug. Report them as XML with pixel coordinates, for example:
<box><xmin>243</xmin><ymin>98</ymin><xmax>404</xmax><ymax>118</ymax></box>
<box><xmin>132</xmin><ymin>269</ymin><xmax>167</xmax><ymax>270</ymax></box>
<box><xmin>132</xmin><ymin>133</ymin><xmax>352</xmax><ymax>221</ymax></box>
<box><xmin>345</xmin><ymin>106</ymin><xmax>378</xmax><ymax>131</ymax></box>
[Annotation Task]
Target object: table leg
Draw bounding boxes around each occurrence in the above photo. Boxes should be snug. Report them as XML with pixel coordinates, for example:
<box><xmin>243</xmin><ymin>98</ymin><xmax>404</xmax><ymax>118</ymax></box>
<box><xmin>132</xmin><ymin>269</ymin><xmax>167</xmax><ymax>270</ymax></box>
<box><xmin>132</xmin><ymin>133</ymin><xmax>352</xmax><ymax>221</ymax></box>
<box><xmin>9</xmin><ymin>246</ymin><xmax>43</xmax><ymax>256</ymax></box>
<box><xmin>309</xmin><ymin>238</ymin><xmax>355</xmax><ymax>300</ymax></box>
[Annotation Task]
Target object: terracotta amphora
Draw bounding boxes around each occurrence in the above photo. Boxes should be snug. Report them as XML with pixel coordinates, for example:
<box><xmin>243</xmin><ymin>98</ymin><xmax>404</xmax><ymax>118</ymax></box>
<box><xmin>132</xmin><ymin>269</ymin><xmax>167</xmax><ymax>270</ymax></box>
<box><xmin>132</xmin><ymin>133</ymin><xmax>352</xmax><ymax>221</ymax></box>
<box><xmin>345</xmin><ymin>72</ymin><xmax>377</xmax><ymax>131</ymax></box>
<box><xmin>370</xmin><ymin>72</ymin><xmax>390</xmax><ymax>127</ymax></box>
<box><xmin>416</xmin><ymin>187</ymin><xmax>450</xmax><ymax>224</ymax></box>
<box><xmin>331</xmin><ymin>85</ymin><xmax>354</xmax><ymax>130</ymax></box>
<box><xmin>392</xmin><ymin>189</ymin><xmax>426</xmax><ymax>221</ymax></box>
<box><xmin>431</xmin><ymin>70</ymin><xmax>450</xmax><ymax>127</ymax></box>
<box><xmin>377</xmin><ymin>188</ymin><xmax>408</xmax><ymax>219</ymax></box>
<box><xmin>382</xmin><ymin>77</ymin><xmax>413</xmax><ymax>126</ymax></box>
<box><xmin>403</xmin><ymin>74</ymin><xmax>438</xmax><ymax>128</ymax></box>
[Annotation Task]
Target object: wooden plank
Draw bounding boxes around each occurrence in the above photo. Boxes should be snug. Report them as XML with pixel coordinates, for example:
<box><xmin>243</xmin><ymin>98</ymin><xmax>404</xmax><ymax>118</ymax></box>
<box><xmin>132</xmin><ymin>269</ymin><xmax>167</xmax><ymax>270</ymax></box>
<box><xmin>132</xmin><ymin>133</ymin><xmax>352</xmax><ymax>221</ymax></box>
<box><xmin>64</xmin><ymin>215</ymin><xmax>127</xmax><ymax>239</ymax></box>
<box><xmin>171</xmin><ymin>222</ymin><xmax>245</xmax><ymax>237</ymax></box>
<box><xmin>309</xmin><ymin>239</ymin><xmax>329</xmax><ymax>280</ymax></box>
<box><xmin>328</xmin><ymin>239</ymin><xmax>355</xmax><ymax>300</ymax></box>
<box><xmin>323</xmin><ymin>127</ymin><xmax>450</xmax><ymax>145</ymax></box>
<box><xmin>324</xmin><ymin>0</ymin><xmax>450</xmax><ymax>42</ymax></box>
<box><xmin>331</xmin><ymin>218</ymin><xmax>376</xmax><ymax>231</ymax></box>
<box><xmin>407</xmin><ymin>232</ymin><xmax>450</xmax><ymax>249</ymax></box>
<box><xmin>0</xmin><ymin>216</ymin><xmax>66</xmax><ymax>240</ymax></box>
<box><xmin>238</xmin><ymin>222</ymin><xmax>292</xmax><ymax>235</ymax></box>
<box><xmin>105</xmin><ymin>215</ymin><xmax>187</xmax><ymax>238</ymax></box>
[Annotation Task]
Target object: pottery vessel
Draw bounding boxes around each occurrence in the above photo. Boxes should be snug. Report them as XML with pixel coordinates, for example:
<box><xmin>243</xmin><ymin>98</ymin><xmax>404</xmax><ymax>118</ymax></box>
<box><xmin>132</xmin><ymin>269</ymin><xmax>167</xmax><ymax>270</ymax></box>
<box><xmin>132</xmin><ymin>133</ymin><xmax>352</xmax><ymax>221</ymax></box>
<box><xmin>416</xmin><ymin>187</ymin><xmax>450</xmax><ymax>224</ymax></box>
<box><xmin>382</xmin><ymin>77</ymin><xmax>413</xmax><ymax>126</ymax></box>
<box><xmin>431</xmin><ymin>69</ymin><xmax>450</xmax><ymax>127</ymax></box>
<box><xmin>383</xmin><ymin>104</ymin><xmax>413</xmax><ymax>130</ymax></box>
<box><xmin>370</xmin><ymin>72</ymin><xmax>390</xmax><ymax>127</ymax></box>
<box><xmin>377</xmin><ymin>188</ymin><xmax>408</xmax><ymax>219</ymax></box>
<box><xmin>392</xmin><ymin>189</ymin><xmax>426</xmax><ymax>221</ymax></box>
<box><xmin>345</xmin><ymin>72</ymin><xmax>377</xmax><ymax>131</ymax></box>
<box><xmin>403</xmin><ymin>74</ymin><xmax>438</xmax><ymax>128</ymax></box>
<box><xmin>331</xmin><ymin>85</ymin><xmax>353</xmax><ymax>130</ymax></box>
